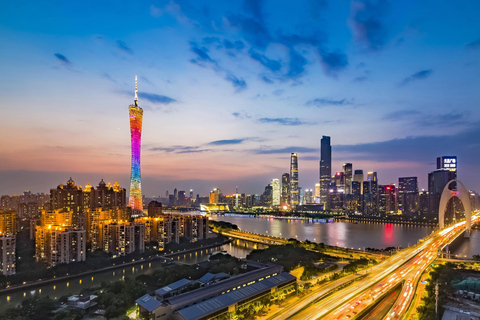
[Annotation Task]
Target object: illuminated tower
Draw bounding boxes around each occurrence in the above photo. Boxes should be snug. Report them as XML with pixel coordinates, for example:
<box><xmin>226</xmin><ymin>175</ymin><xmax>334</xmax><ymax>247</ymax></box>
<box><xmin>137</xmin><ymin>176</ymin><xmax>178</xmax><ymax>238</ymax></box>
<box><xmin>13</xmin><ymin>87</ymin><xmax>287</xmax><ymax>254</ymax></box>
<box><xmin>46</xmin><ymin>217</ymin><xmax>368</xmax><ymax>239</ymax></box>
<box><xmin>290</xmin><ymin>153</ymin><xmax>299</xmax><ymax>207</ymax></box>
<box><xmin>128</xmin><ymin>76</ymin><xmax>144</xmax><ymax>213</ymax></box>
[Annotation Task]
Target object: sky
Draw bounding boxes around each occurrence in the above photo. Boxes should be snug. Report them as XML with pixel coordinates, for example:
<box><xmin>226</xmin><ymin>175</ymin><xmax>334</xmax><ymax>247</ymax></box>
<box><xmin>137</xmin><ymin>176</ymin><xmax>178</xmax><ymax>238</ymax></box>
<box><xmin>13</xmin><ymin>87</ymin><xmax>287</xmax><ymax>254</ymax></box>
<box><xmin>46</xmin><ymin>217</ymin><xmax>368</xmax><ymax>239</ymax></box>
<box><xmin>0</xmin><ymin>0</ymin><xmax>480</xmax><ymax>197</ymax></box>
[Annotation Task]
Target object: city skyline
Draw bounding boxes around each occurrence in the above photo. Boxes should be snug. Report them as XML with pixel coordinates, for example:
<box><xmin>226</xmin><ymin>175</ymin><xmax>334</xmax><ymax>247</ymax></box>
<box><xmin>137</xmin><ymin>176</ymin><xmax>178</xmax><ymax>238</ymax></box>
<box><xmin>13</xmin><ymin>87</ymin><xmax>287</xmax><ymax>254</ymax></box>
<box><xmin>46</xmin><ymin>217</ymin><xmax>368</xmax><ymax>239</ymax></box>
<box><xmin>1</xmin><ymin>1</ymin><xmax>480</xmax><ymax>196</ymax></box>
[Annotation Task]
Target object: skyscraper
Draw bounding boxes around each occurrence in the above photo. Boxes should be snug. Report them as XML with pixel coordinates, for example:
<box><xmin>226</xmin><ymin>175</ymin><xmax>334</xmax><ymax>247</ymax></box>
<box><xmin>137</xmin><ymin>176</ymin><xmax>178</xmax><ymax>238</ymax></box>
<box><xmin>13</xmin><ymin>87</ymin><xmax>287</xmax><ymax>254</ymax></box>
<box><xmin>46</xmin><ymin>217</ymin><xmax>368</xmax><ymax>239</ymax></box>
<box><xmin>290</xmin><ymin>153</ymin><xmax>299</xmax><ymax>207</ymax></box>
<box><xmin>281</xmin><ymin>173</ymin><xmax>290</xmax><ymax>206</ymax></box>
<box><xmin>343</xmin><ymin>163</ymin><xmax>353</xmax><ymax>194</ymax></box>
<box><xmin>428</xmin><ymin>157</ymin><xmax>457</xmax><ymax>215</ymax></box>
<box><xmin>128</xmin><ymin>76</ymin><xmax>144</xmax><ymax>214</ymax></box>
<box><xmin>398</xmin><ymin>177</ymin><xmax>419</xmax><ymax>215</ymax></box>
<box><xmin>319</xmin><ymin>136</ymin><xmax>331</xmax><ymax>207</ymax></box>
<box><xmin>271</xmin><ymin>179</ymin><xmax>281</xmax><ymax>207</ymax></box>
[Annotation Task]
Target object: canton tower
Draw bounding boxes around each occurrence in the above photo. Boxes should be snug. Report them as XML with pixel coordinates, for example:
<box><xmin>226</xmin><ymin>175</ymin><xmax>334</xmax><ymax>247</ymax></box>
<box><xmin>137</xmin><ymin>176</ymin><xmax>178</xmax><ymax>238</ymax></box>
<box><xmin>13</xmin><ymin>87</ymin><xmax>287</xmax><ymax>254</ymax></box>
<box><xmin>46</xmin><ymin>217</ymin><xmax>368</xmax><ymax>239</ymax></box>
<box><xmin>128</xmin><ymin>76</ymin><xmax>143</xmax><ymax>213</ymax></box>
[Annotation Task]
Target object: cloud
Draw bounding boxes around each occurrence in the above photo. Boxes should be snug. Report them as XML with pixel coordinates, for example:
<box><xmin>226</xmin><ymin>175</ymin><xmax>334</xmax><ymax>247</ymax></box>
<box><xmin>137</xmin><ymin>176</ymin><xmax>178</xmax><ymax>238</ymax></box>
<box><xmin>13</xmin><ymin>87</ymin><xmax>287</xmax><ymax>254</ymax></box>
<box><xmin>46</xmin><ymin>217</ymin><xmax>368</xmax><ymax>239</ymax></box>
<box><xmin>258</xmin><ymin>117</ymin><xmax>312</xmax><ymax>126</ymax></box>
<box><xmin>150</xmin><ymin>145</ymin><xmax>211</xmax><ymax>154</ymax></box>
<box><xmin>140</xmin><ymin>92</ymin><xmax>176</xmax><ymax>104</ymax></box>
<box><xmin>335</xmin><ymin>122</ymin><xmax>480</xmax><ymax>164</ymax></box>
<box><xmin>383</xmin><ymin>109</ymin><xmax>421</xmax><ymax>121</ymax></box>
<box><xmin>102</xmin><ymin>73</ymin><xmax>116</xmax><ymax>83</ymax></box>
<box><xmin>54</xmin><ymin>53</ymin><xmax>72</xmax><ymax>66</ymax></box>
<box><xmin>287</xmin><ymin>49</ymin><xmax>308</xmax><ymax>78</ymax></box>
<box><xmin>466</xmin><ymin>38</ymin><xmax>480</xmax><ymax>49</ymax></box>
<box><xmin>232</xmin><ymin>111</ymin><xmax>251</xmax><ymax>119</ymax></box>
<box><xmin>208</xmin><ymin>139</ymin><xmax>246</xmax><ymax>145</ymax></box>
<box><xmin>116</xmin><ymin>40</ymin><xmax>133</xmax><ymax>55</ymax></box>
<box><xmin>353</xmin><ymin>76</ymin><xmax>368</xmax><ymax>82</ymax></box>
<box><xmin>273</xmin><ymin>89</ymin><xmax>285</xmax><ymax>96</ymax></box>
<box><xmin>350</xmin><ymin>0</ymin><xmax>390</xmax><ymax>51</ymax></box>
<box><xmin>306</xmin><ymin>98</ymin><xmax>353</xmax><ymax>107</ymax></box>
<box><xmin>319</xmin><ymin>49</ymin><xmax>349</xmax><ymax>75</ymax></box>
<box><xmin>383</xmin><ymin>110</ymin><xmax>468</xmax><ymax>127</ymax></box>
<box><xmin>400</xmin><ymin>69</ymin><xmax>433</xmax><ymax>86</ymax></box>
<box><xmin>254</xmin><ymin>146</ymin><xmax>317</xmax><ymax>154</ymax></box>
<box><xmin>249</xmin><ymin>49</ymin><xmax>282</xmax><ymax>72</ymax></box>
<box><xmin>261</xmin><ymin>76</ymin><xmax>274</xmax><ymax>84</ymax></box>
<box><xmin>191</xmin><ymin>45</ymin><xmax>214</xmax><ymax>62</ymax></box>
<box><xmin>150</xmin><ymin>5</ymin><xmax>163</xmax><ymax>17</ymax></box>
<box><xmin>224</xmin><ymin>73</ymin><xmax>247</xmax><ymax>91</ymax></box>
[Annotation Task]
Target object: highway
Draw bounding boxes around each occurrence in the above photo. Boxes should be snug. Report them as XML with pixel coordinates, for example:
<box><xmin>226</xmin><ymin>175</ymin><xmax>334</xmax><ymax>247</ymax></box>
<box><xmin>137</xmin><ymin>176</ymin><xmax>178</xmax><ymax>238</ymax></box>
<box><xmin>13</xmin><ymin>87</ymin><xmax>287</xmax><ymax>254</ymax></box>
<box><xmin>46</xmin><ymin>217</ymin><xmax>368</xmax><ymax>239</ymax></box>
<box><xmin>268</xmin><ymin>214</ymin><xmax>479</xmax><ymax>320</ymax></box>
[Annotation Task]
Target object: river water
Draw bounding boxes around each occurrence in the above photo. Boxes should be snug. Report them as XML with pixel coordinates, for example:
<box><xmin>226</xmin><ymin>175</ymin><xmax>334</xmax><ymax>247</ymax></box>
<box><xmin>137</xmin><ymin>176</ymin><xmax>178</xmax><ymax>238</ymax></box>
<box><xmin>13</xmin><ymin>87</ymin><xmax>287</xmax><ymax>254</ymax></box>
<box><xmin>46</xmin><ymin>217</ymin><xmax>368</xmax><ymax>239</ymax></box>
<box><xmin>0</xmin><ymin>240</ymin><xmax>261</xmax><ymax>312</ymax></box>
<box><xmin>450</xmin><ymin>230</ymin><xmax>480</xmax><ymax>258</ymax></box>
<box><xmin>210</xmin><ymin>215</ymin><xmax>434</xmax><ymax>250</ymax></box>
<box><xmin>1</xmin><ymin>216</ymin><xmax>435</xmax><ymax>312</ymax></box>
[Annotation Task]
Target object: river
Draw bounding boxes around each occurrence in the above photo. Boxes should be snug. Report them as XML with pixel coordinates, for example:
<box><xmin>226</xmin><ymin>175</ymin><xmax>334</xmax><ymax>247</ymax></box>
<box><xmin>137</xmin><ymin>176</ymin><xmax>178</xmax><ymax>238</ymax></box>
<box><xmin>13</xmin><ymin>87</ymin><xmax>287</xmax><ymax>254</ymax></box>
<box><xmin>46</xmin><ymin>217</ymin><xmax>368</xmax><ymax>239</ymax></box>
<box><xmin>1</xmin><ymin>216</ymin><xmax>434</xmax><ymax>312</ymax></box>
<box><xmin>210</xmin><ymin>215</ymin><xmax>434</xmax><ymax>250</ymax></box>
<box><xmin>0</xmin><ymin>239</ymin><xmax>263</xmax><ymax>312</ymax></box>
<box><xmin>451</xmin><ymin>230</ymin><xmax>480</xmax><ymax>258</ymax></box>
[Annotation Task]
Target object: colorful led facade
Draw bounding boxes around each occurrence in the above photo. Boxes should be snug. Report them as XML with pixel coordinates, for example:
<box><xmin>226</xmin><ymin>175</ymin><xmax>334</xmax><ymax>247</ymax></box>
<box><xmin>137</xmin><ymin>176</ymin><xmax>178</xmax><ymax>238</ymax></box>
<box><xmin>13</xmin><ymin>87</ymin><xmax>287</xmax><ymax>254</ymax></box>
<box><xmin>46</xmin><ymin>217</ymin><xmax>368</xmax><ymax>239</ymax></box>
<box><xmin>128</xmin><ymin>76</ymin><xmax>144</xmax><ymax>213</ymax></box>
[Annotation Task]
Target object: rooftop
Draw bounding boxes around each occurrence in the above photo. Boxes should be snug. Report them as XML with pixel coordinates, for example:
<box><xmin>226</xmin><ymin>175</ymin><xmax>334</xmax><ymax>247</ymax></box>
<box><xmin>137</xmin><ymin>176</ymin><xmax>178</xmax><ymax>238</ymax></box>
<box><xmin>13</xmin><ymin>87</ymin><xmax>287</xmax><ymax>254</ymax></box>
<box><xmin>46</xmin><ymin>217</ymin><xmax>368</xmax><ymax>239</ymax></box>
<box><xmin>136</xmin><ymin>294</ymin><xmax>163</xmax><ymax>312</ymax></box>
<box><xmin>177</xmin><ymin>272</ymin><xmax>296</xmax><ymax>320</ymax></box>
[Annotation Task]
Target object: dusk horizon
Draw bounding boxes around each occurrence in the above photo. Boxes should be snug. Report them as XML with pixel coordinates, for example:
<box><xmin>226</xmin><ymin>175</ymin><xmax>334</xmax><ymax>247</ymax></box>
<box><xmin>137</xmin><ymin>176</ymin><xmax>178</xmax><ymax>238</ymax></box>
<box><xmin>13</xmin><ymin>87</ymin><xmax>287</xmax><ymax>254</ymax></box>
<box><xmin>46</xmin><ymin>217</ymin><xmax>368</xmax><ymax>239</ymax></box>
<box><xmin>2</xmin><ymin>0</ymin><xmax>480</xmax><ymax>197</ymax></box>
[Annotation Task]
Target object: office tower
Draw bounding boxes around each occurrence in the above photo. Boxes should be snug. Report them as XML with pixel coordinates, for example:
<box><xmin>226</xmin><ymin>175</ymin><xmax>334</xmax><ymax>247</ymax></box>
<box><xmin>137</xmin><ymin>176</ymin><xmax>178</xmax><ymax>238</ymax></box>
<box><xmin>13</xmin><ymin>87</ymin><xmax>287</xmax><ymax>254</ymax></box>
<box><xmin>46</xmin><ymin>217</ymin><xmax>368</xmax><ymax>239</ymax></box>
<box><xmin>343</xmin><ymin>163</ymin><xmax>353</xmax><ymax>194</ymax></box>
<box><xmin>0</xmin><ymin>235</ymin><xmax>15</xmax><ymax>275</ymax></box>
<box><xmin>314</xmin><ymin>183</ymin><xmax>320</xmax><ymax>203</ymax></box>
<box><xmin>209</xmin><ymin>189</ymin><xmax>221</xmax><ymax>204</ymax></box>
<box><xmin>353</xmin><ymin>170</ymin><xmax>364</xmax><ymax>194</ymax></box>
<box><xmin>271</xmin><ymin>179</ymin><xmax>281</xmax><ymax>207</ymax></box>
<box><xmin>263</xmin><ymin>184</ymin><xmax>273</xmax><ymax>207</ymax></box>
<box><xmin>419</xmin><ymin>190</ymin><xmax>429</xmax><ymax>216</ymax></box>
<box><xmin>319</xmin><ymin>136</ymin><xmax>332</xmax><ymax>207</ymax></box>
<box><xmin>398</xmin><ymin>177</ymin><xmax>419</xmax><ymax>215</ymax></box>
<box><xmin>305</xmin><ymin>189</ymin><xmax>313</xmax><ymax>204</ymax></box>
<box><xmin>128</xmin><ymin>76</ymin><xmax>144</xmax><ymax>214</ymax></box>
<box><xmin>350</xmin><ymin>180</ymin><xmax>362</xmax><ymax>212</ymax></box>
<box><xmin>281</xmin><ymin>173</ymin><xmax>290</xmax><ymax>206</ymax></box>
<box><xmin>290</xmin><ymin>153</ymin><xmax>299</xmax><ymax>207</ymax></box>
<box><xmin>189</xmin><ymin>189</ymin><xmax>194</xmax><ymax>199</ymax></box>
<box><xmin>334</xmin><ymin>172</ymin><xmax>345</xmax><ymax>191</ymax></box>
<box><xmin>367</xmin><ymin>172</ymin><xmax>379</xmax><ymax>213</ymax></box>
<box><xmin>428</xmin><ymin>167</ymin><xmax>457</xmax><ymax>215</ymax></box>
<box><xmin>379</xmin><ymin>184</ymin><xmax>396</xmax><ymax>214</ymax></box>
<box><xmin>178</xmin><ymin>191</ymin><xmax>186</xmax><ymax>206</ymax></box>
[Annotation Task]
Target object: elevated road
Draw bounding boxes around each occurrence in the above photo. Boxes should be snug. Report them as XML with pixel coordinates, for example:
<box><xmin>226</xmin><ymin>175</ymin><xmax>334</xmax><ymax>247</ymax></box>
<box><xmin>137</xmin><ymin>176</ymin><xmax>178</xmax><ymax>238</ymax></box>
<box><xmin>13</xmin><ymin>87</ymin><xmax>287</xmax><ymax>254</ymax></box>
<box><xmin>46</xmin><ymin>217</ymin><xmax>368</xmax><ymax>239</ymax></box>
<box><xmin>265</xmin><ymin>213</ymin><xmax>479</xmax><ymax>320</ymax></box>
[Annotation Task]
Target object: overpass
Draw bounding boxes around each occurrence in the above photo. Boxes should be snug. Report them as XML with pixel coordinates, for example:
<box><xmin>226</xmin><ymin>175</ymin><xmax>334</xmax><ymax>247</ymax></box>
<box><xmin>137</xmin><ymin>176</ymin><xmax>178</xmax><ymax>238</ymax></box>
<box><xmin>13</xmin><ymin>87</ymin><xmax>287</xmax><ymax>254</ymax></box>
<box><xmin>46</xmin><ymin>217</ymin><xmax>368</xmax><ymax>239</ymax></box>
<box><xmin>216</xmin><ymin>229</ymin><xmax>287</xmax><ymax>245</ymax></box>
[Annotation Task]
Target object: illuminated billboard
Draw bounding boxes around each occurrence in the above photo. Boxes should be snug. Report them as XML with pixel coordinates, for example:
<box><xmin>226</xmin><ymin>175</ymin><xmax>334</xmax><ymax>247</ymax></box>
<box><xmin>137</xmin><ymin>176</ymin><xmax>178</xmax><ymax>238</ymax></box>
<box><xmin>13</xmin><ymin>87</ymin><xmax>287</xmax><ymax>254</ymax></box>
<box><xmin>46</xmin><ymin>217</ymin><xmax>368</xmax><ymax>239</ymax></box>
<box><xmin>437</xmin><ymin>156</ymin><xmax>457</xmax><ymax>172</ymax></box>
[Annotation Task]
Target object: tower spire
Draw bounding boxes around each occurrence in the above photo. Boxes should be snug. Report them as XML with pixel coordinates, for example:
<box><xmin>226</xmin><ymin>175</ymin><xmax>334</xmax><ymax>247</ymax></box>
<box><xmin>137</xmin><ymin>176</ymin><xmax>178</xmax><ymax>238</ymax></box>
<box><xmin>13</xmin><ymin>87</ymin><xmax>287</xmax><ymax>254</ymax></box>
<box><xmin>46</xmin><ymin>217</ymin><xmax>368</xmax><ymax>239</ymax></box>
<box><xmin>134</xmin><ymin>75</ymin><xmax>138</xmax><ymax>105</ymax></box>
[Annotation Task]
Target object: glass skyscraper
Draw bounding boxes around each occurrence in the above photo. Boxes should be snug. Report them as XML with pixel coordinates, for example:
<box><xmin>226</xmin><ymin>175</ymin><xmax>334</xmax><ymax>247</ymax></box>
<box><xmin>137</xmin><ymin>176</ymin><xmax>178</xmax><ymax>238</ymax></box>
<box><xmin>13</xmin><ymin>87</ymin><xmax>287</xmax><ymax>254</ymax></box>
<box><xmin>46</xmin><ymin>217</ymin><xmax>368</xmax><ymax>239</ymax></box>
<box><xmin>290</xmin><ymin>153</ymin><xmax>299</xmax><ymax>207</ymax></box>
<box><xmin>319</xmin><ymin>136</ymin><xmax>331</xmax><ymax>208</ymax></box>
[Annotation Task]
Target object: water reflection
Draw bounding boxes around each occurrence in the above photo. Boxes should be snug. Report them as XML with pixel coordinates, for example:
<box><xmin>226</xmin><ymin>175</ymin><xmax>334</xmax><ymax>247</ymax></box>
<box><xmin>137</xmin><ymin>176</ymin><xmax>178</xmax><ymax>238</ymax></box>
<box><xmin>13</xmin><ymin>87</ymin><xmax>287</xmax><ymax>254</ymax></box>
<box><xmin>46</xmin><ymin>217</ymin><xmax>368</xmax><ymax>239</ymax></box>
<box><xmin>452</xmin><ymin>230</ymin><xmax>480</xmax><ymax>257</ymax></box>
<box><xmin>0</xmin><ymin>239</ymin><xmax>255</xmax><ymax>311</ymax></box>
<box><xmin>211</xmin><ymin>215</ymin><xmax>433</xmax><ymax>249</ymax></box>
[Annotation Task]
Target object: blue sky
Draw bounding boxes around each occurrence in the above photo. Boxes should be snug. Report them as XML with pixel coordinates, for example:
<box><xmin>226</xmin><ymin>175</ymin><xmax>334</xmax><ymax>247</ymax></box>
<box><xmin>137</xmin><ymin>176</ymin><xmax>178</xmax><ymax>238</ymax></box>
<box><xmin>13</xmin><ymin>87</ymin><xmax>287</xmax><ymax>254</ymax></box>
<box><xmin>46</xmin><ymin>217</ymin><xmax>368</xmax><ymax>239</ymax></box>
<box><xmin>0</xmin><ymin>0</ymin><xmax>479</xmax><ymax>196</ymax></box>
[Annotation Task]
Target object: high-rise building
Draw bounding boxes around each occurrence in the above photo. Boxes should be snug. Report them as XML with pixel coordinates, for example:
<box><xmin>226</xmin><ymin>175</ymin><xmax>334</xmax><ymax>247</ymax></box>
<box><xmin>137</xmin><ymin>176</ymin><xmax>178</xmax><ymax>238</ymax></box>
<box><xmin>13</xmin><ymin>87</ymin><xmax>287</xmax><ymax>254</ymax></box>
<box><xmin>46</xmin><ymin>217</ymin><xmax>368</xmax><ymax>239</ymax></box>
<box><xmin>437</xmin><ymin>156</ymin><xmax>457</xmax><ymax>172</ymax></box>
<box><xmin>353</xmin><ymin>170</ymin><xmax>364</xmax><ymax>194</ymax></box>
<box><xmin>281</xmin><ymin>173</ymin><xmax>290</xmax><ymax>206</ymax></box>
<box><xmin>263</xmin><ymin>184</ymin><xmax>273</xmax><ymax>207</ymax></box>
<box><xmin>35</xmin><ymin>226</ymin><xmax>86</xmax><ymax>267</ymax></box>
<box><xmin>0</xmin><ymin>235</ymin><xmax>16</xmax><ymax>275</ymax></box>
<box><xmin>398</xmin><ymin>177</ymin><xmax>419</xmax><ymax>215</ymax></box>
<box><xmin>304</xmin><ymin>189</ymin><xmax>313</xmax><ymax>204</ymax></box>
<box><xmin>343</xmin><ymin>163</ymin><xmax>353</xmax><ymax>194</ymax></box>
<box><xmin>148</xmin><ymin>201</ymin><xmax>163</xmax><ymax>217</ymax></box>
<box><xmin>271</xmin><ymin>179</ymin><xmax>280</xmax><ymax>207</ymax></box>
<box><xmin>379</xmin><ymin>184</ymin><xmax>396</xmax><ymax>214</ymax></box>
<box><xmin>209</xmin><ymin>189</ymin><xmax>221</xmax><ymax>204</ymax></box>
<box><xmin>428</xmin><ymin>167</ymin><xmax>457</xmax><ymax>215</ymax></box>
<box><xmin>128</xmin><ymin>76</ymin><xmax>144</xmax><ymax>214</ymax></box>
<box><xmin>0</xmin><ymin>210</ymin><xmax>16</xmax><ymax>235</ymax></box>
<box><xmin>319</xmin><ymin>136</ymin><xmax>331</xmax><ymax>207</ymax></box>
<box><xmin>290</xmin><ymin>153</ymin><xmax>299</xmax><ymax>207</ymax></box>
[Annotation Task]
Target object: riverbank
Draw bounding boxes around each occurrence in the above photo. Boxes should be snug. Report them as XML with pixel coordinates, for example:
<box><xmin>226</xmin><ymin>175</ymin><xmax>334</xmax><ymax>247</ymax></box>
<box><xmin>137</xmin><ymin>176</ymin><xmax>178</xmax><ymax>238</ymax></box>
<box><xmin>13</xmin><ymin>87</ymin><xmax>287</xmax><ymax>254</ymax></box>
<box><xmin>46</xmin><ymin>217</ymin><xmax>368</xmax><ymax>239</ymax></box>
<box><xmin>0</xmin><ymin>239</ymin><xmax>229</xmax><ymax>295</ymax></box>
